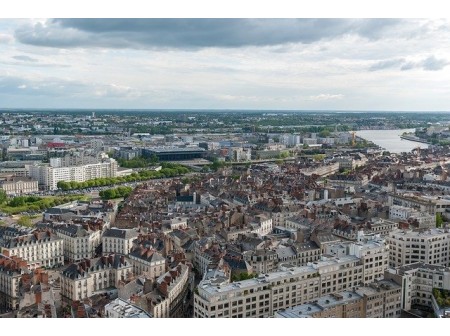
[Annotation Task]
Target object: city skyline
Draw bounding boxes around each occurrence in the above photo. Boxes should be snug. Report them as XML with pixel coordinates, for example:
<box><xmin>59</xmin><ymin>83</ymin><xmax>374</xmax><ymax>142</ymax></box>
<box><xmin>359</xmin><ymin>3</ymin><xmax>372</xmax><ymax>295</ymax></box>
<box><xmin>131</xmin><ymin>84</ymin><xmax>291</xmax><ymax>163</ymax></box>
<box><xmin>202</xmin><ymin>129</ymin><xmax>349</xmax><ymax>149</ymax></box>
<box><xmin>1</xmin><ymin>18</ymin><xmax>450</xmax><ymax>111</ymax></box>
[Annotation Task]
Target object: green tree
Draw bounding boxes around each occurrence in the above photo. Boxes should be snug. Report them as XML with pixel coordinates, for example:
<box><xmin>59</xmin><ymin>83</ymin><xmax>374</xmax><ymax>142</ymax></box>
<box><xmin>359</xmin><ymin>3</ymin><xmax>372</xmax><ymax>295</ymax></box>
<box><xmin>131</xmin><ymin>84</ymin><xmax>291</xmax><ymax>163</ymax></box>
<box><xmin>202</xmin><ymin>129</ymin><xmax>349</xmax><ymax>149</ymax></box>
<box><xmin>0</xmin><ymin>190</ymin><xmax>7</xmax><ymax>204</ymax></box>
<box><xmin>313</xmin><ymin>154</ymin><xmax>326</xmax><ymax>161</ymax></box>
<box><xmin>17</xmin><ymin>216</ymin><xmax>32</xmax><ymax>227</ymax></box>
<box><xmin>436</xmin><ymin>213</ymin><xmax>444</xmax><ymax>228</ymax></box>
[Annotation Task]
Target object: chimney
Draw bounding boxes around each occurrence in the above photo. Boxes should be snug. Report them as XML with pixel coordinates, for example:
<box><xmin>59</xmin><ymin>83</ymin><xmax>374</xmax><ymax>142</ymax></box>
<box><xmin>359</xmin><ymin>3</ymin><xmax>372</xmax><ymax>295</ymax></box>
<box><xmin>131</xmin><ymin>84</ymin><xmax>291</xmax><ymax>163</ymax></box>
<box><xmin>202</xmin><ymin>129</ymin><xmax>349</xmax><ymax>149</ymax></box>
<box><xmin>77</xmin><ymin>304</ymin><xmax>85</xmax><ymax>318</ymax></box>
<box><xmin>35</xmin><ymin>291</ymin><xmax>42</xmax><ymax>304</ymax></box>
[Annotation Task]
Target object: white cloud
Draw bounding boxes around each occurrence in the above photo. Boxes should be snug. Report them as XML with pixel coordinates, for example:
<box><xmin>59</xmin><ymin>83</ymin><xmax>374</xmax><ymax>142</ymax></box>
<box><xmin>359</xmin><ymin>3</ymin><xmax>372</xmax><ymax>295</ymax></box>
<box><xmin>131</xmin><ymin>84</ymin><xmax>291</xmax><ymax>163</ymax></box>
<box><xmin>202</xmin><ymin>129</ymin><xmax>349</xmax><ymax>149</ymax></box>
<box><xmin>0</xmin><ymin>18</ymin><xmax>449</xmax><ymax>110</ymax></box>
<box><xmin>308</xmin><ymin>94</ymin><xmax>344</xmax><ymax>101</ymax></box>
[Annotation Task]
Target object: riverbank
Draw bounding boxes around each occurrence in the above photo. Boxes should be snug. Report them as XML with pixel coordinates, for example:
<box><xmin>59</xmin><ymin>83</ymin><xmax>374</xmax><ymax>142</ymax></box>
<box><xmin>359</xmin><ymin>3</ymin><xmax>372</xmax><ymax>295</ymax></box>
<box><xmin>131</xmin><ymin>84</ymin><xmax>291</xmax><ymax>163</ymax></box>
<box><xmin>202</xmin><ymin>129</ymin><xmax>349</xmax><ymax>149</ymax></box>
<box><xmin>400</xmin><ymin>134</ymin><xmax>431</xmax><ymax>144</ymax></box>
<box><xmin>355</xmin><ymin>129</ymin><xmax>429</xmax><ymax>153</ymax></box>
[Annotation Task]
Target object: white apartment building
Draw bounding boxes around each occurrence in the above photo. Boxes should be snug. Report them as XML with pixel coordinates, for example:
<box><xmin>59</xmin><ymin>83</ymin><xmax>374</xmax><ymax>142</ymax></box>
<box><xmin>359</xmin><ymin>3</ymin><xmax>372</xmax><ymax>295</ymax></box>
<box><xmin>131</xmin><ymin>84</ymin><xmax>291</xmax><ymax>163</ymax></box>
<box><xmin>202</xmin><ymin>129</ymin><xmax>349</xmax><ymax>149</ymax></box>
<box><xmin>1</xmin><ymin>232</ymin><xmax>64</xmax><ymax>269</ymax></box>
<box><xmin>128</xmin><ymin>247</ymin><xmax>166</xmax><ymax>279</ymax></box>
<box><xmin>0</xmin><ymin>256</ymin><xmax>23</xmax><ymax>312</ymax></box>
<box><xmin>102</xmin><ymin>228</ymin><xmax>139</xmax><ymax>256</ymax></box>
<box><xmin>249</xmin><ymin>215</ymin><xmax>273</xmax><ymax>237</ymax></box>
<box><xmin>150</xmin><ymin>263</ymin><xmax>190</xmax><ymax>318</ymax></box>
<box><xmin>104</xmin><ymin>298</ymin><xmax>152</xmax><ymax>318</ymax></box>
<box><xmin>349</xmin><ymin>241</ymin><xmax>389</xmax><ymax>284</ymax></box>
<box><xmin>194</xmin><ymin>255</ymin><xmax>364</xmax><ymax>318</ymax></box>
<box><xmin>275</xmin><ymin>280</ymin><xmax>401</xmax><ymax>318</ymax></box>
<box><xmin>389</xmin><ymin>205</ymin><xmax>419</xmax><ymax>221</ymax></box>
<box><xmin>60</xmin><ymin>254</ymin><xmax>133</xmax><ymax>301</ymax></box>
<box><xmin>365</xmin><ymin>218</ymin><xmax>399</xmax><ymax>236</ymax></box>
<box><xmin>385</xmin><ymin>263</ymin><xmax>450</xmax><ymax>311</ymax></box>
<box><xmin>27</xmin><ymin>157</ymin><xmax>118</xmax><ymax>190</ymax></box>
<box><xmin>54</xmin><ymin>224</ymin><xmax>102</xmax><ymax>263</ymax></box>
<box><xmin>324</xmin><ymin>238</ymin><xmax>389</xmax><ymax>285</ymax></box>
<box><xmin>387</xmin><ymin>229</ymin><xmax>450</xmax><ymax>268</ymax></box>
<box><xmin>0</xmin><ymin>176</ymin><xmax>38</xmax><ymax>196</ymax></box>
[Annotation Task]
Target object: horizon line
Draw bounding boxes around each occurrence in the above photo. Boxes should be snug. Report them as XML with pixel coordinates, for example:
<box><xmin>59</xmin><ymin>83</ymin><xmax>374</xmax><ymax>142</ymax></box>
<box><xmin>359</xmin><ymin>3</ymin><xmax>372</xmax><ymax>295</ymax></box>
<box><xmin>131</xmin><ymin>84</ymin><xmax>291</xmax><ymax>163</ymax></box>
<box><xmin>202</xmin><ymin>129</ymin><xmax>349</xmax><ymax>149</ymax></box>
<box><xmin>1</xmin><ymin>108</ymin><xmax>450</xmax><ymax>113</ymax></box>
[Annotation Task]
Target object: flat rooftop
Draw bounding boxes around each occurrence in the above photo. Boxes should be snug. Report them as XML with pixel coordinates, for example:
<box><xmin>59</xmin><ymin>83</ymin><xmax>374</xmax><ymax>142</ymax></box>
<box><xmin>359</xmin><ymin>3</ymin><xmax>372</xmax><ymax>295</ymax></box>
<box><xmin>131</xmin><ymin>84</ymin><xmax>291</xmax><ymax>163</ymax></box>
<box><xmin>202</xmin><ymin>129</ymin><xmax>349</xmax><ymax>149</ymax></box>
<box><xmin>145</xmin><ymin>147</ymin><xmax>205</xmax><ymax>153</ymax></box>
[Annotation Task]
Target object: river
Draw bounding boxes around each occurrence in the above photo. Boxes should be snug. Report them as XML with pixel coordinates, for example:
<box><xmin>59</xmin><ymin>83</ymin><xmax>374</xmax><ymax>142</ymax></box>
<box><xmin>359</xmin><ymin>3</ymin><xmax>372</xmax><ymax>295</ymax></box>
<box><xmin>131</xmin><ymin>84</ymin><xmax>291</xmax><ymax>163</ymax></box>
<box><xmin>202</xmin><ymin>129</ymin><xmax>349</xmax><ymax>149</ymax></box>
<box><xmin>355</xmin><ymin>129</ymin><xmax>429</xmax><ymax>154</ymax></box>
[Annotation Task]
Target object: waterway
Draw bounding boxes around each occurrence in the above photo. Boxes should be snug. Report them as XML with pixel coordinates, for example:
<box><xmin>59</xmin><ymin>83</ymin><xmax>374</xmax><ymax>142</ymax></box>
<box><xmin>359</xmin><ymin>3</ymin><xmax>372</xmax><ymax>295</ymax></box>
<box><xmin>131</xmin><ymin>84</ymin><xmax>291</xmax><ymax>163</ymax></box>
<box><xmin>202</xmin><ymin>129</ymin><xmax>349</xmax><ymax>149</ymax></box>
<box><xmin>355</xmin><ymin>129</ymin><xmax>429</xmax><ymax>154</ymax></box>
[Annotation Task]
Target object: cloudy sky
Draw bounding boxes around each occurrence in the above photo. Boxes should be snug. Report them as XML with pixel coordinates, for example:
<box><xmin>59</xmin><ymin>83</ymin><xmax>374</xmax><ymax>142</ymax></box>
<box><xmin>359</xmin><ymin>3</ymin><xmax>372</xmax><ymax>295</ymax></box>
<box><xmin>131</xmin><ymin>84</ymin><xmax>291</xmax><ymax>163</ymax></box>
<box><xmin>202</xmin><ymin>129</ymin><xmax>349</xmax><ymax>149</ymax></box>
<box><xmin>1</xmin><ymin>18</ymin><xmax>450</xmax><ymax>110</ymax></box>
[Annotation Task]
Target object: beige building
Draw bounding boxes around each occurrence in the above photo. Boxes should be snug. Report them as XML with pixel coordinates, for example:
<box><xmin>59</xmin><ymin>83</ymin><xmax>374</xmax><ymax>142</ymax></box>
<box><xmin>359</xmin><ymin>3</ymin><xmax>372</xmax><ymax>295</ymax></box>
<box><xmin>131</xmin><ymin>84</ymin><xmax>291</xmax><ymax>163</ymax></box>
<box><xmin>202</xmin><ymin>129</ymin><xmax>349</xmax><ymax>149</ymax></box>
<box><xmin>0</xmin><ymin>255</ymin><xmax>24</xmax><ymax>312</ymax></box>
<box><xmin>0</xmin><ymin>175</ymin><xmax>38</xmax><ymax>195</ymax></box>
<box><xmin>387</xmin><ymin>229</ymin><xmax>450</xmax><ymax>268</ymax></box>
<box><xmin>53</xmin><ymin>224</ymin><xmax>102</xmax><ymax>263</ymax></box>
<box><xmin>60</xmin><ymin>254</ymin><xmax>133</xmax><ymax>302</ymax></box>
<box><xmin>243</xmin><ymin>249</ymin><xmax>278</xmax><ymax>274</ymax></box>
<box><xmin>1</xmin><ymin>231</ymin><xmax>64</xmax><ymax>269</ymax></box>
<box><xmin>355</xmin><ymin>280</ymin><xmax>402</xmax><ymax>318</ymax></box>
<box><xmin>194</xmin><ymin>255</ymin><xmax>364</xmax><ymax>318</ymax></box>
<box><xmin>275</xmin><ymin>279</ymin><xmax>401</xmax><ymax>318</ymax></box>
<box><xmin>104</xmin><ymin>298</ymin><xmax>152</xmax><ymax>318</ymax></box>
<box><xmin>275</xmin><ymin>291</ymin><xmax>364</xmax><ymax>318</ymax></box>
<box><xmin>136</xmin><ymin>263</ymin><xmax>192</xmax><ymax>318</ymax></box>
<box><xmin>384</xmin><ymin>262</ymin><xmax>450</xmax><ymax>311</ymax></box>
<box><xmin>102</xmin><ymin>228</ymin><xmax>139</xmax><ymax>255</ymax></box>
<box><xmin>128</xmin><ymin>247</ymin><xmax>166</xmax><ymax>279</ymax></box>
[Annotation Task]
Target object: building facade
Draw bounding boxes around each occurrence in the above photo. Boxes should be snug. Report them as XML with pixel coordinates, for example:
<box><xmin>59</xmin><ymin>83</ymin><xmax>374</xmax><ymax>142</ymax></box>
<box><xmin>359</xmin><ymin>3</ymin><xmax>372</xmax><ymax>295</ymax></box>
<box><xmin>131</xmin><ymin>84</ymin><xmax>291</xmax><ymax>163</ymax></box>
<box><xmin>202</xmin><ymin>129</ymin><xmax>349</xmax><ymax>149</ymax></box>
<box><xmin>102</xmin><ymin>228</ymin><xmax>139</xmax><ymax>256</ymax></box>
<box><xmin>387</xmin><ymin>229</ymin><xmax>450</xmax><ymax>268</ymax></box>
<box><xmin>1</xmin><ymin>231</ymin><xmax>64</xmax><ymax>270</ymax></box>
<box><xmin>194</xmin><ymin>256</ymin><xmax>365</xmax><ymax>318</ymax></box>
<box><xmin>53</xmin><ymin>224</ymin><xmax>102</xmax><ymax>263</ymax></box>
<box><xmin>60</xmin><ymin>254</ymin><xmax>133</xmax><ymax>302</ymax></box>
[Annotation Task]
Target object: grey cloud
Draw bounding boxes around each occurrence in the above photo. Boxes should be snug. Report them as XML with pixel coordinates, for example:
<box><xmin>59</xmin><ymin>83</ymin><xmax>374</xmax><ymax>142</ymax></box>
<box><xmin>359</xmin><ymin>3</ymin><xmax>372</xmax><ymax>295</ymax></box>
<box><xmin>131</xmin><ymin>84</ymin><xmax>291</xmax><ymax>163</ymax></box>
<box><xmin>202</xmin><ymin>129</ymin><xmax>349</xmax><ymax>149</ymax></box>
<box><xmin>14</xmin><ymin>18</ymin><xmax>406</xmax><ymax>50</ymax></box>
<box><xmin>369</xmin><ymin>58</ymin><xmax>405</xmax><ymax>71</ymax></box>
<box><xmin>400</xmin><ymin>62</ymin><xmax>415</xmax><ymax>71</ymax></box>
<box><xmin>422</xmin><ymin>55</ymin><xmax>449</xmax><ymax>71</ymax></box>
<box><xmin>0</xmin><ymin>34</ymin><xmax>13</xmax><ymax>44</ymax></box>
<box><xmin>13</xmin><ymin>55</ymin><xmax>38</xmax><ymax>62</ymax></box>
<box><xmin>0</xmin><ymin>76</ymin><xmax>87</xmax><ymax>97</ymax></box>
<box><xmin>370</xmin><ymin>55</ymin><xmax>449</xmax><ymax>72</ymax></box>
<box><xmin>0</xmin><ymin>75</ymin><xmax>145</xmax><ymax>100</ymax></box>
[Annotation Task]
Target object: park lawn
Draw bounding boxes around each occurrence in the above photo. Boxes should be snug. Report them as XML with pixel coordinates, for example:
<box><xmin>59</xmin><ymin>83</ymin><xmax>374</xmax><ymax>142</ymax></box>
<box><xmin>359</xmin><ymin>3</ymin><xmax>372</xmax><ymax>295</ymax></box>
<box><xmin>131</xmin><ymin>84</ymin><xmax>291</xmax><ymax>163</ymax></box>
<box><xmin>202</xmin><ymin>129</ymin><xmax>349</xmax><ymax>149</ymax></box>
<box><xmin>0</xmin><ymin>195</ymin><xmax>90</xmax><ymax>215</ymax></box>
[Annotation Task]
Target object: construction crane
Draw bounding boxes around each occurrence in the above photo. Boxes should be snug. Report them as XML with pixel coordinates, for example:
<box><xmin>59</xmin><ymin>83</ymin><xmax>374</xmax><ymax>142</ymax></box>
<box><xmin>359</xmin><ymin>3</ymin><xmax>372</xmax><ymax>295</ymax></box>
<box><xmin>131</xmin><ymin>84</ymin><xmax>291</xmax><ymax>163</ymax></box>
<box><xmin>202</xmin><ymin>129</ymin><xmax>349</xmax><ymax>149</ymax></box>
<box><xmin>351</xmin><ymin>131</ymin><xmax>356</xmax><ymax>147</ymax></box>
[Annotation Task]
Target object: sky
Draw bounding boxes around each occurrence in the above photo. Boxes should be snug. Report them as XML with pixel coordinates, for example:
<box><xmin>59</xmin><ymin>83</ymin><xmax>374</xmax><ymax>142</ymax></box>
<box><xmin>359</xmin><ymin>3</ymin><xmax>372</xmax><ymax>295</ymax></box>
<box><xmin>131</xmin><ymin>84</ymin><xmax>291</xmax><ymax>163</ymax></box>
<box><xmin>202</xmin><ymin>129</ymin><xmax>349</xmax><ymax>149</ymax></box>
<box><xmin>1</xmin><ymin>18</ymin><xmax>450</xmax><ymax>110</ymax></box>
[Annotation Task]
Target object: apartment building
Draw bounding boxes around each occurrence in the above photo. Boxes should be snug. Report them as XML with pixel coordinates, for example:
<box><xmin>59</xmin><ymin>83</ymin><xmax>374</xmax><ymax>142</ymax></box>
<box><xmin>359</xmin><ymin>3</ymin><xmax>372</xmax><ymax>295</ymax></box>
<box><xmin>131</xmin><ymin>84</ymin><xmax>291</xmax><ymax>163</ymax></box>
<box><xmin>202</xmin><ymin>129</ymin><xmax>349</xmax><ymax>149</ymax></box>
<box><xmin>0</xmin><ymin>255</ymin><xmax>24</xmax><ymax>312</ymax></box>
<box><xmin>388</xmin><ymin>193</ymin><xmax>436</xmax><ymax>216</ymax></box>
<box><xmin>325</xmin><ymin>240</ymin><xmax>389</xmax><ymax>284</ymax></box>
<box><xmin>0</xmin><ymin>175</ymin><xmax>38</xmax><ymax>196</ymax></box>
<box><xmin>60</xmin><ymin>254</ymin><xmax>133</xmax><ymax>302</ymax></box>
<box><xmin>138</xmin><ymin>263</ymin><xmax>191</xmax><ymax>318</ymax></box>
<box><xmin>389</xmin><ymin>205</ymin><xmax>435</xmax><ymax>229</ymax></box>
<box><xmin>128</xmin><ymin>247</ymin><xmax>166</xmax><ymax>279</ymax></box>
<box><xmin>1</xmin><ymin>231</ymin><xmax>64</xmax><ymax>270</ymax></box>
<box><xmin>275</xmin><ymin>242</ymin><xmax>322</xmax><ymax>267</ymax></box>
<box><xmin>368</xmin><ymin>219</ymin><xmax>399</xmax><ymax>236</ymax></box>
<box><xmin>243</xmin><ymin>249</ymin><xmax>278</xmax><ymax>274</ymax></box>
<box><xmin>249</xmin><ymin>215</ymin><xmax>273</xmax><ymax>237</ymax></box>
<box><xmin>275</xmin><ymin>290</ymin><xmax>364</xmax><ymax>318</ymax></box>
<box><xmin>194</xmin><ymin>255</ymin><xmax>364</xmax><ymax>318</ymax></box>
<box><xmin>387</xmin><ymin>229</ymin><xmax>450</xmax><ymax>268</ymax></box>
<box><xmin>384</xmin><ymin>262</ymin><xmax>450</xmax><ymax>311</ymax></box>
<box><xmin>27</xmin><ymin>157</ymin><xmax>118</xmax><ymax>190</ymax></box>
<box><xmin>355</xmin><ymin>280</ymin><xmax>402</xmax><ymax>318</ymax></box>
<box><xmin>275</xmin><ymin>279</ymin><xmax>401</xmax><ymax>318</ymax></box>
<box><xmin>104</xmin><ymin>298</ymin><xmax>152</xmax><ymax>318</ymax></box>
<box><xmin>102</xmin><ymin>228</ymin><xmax>139</xmax><ymax>255</ymax></box>
<box><xmin>193</xmin><ymin>239</ymin><xmax>225</xmax><ymax>276</ymax></box>
<box><xmin>53</xmin><ymin>224</ymin><xmax>102</xmax><ymax>263</ymax></box>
